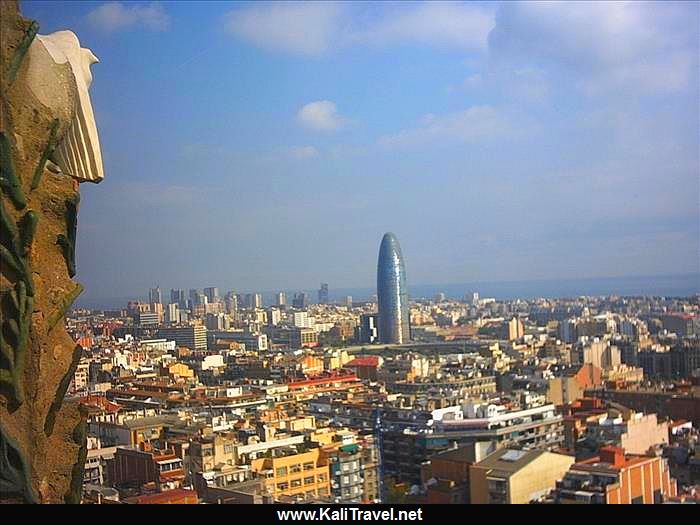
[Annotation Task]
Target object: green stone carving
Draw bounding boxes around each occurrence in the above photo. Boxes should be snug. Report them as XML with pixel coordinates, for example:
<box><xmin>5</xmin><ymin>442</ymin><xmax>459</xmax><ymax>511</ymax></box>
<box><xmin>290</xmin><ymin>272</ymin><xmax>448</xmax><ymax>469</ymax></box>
<box><xmin>31</xmin><ymin>119</ymin><xmax>60</xmax><ymax>191</ymax></box>
<box><xmin>47</xmin><ymin>283</ymin><xmax>84</xmax><ymax>332</ymax></box>
<box><xmin>6</xmin><ymin>19</ymin><xmax>39</xmax><ymax>85</ymax></box>
<box><xmin>19</xmin><ymin>210</ymin><xmax>38</xmax><ymax>255</ymax></box>
<box><xmin>1</xmin><ymin>1</ymin><xmax>106</xmax><ymax>502</ymax></box>
<box><xmin>44</xmin><ymin>345</ymin><xmax>83</xmax><ymax>436</ymax></box>
<box><xmin>0</xmin><ymin>282</ymin><xmax>33</xmax><ymax>409</ymax></box>
<box><xmin>0</xmin><ymin>424</ymin><xmax>39</xmax><ymax>503</ymax></box>
<box><xmin>0</xmin><ymin>199</ymin><xmax>36</xmax><ymax>296</ymax></box>
<box><xmin>56</xmin><ymin>194</ymin><xmax>79</xmax><ymax>278</ymax></box>
<box><xmin>64</xmin><ymin>408</ymin><xmax>88</xmax><ymax>504</ymax></box>
<box><xmin>0</xmin><ymin>131</ymin><xmax>27</xmax><ymax>210</ymax></box>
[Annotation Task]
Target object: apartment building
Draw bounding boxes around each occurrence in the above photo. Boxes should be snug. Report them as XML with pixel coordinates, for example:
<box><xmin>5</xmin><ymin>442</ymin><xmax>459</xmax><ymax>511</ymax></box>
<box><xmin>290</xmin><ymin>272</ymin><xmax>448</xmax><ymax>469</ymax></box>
<box><xmin>250</xmin><ymin>448</ymin><xmax>330</xmax><ymax>501</ymax></box>
<box><xmin>552</xmin><ymin>446</ymin><xmax>678</xmax><ymax>504</ymax></box>
<box><xmin>469</xmin><ymin>448</ymin><xmax>575</xmax><ymax>504</ymax></box>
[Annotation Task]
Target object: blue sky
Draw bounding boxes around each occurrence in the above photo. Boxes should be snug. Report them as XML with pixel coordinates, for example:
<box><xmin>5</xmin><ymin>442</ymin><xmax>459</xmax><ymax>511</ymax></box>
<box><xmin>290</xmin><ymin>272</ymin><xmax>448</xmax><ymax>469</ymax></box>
<box><xmin>21</xmin><ymin>1</ymin><xmax>700</xmax><ymax>299</ymax></box>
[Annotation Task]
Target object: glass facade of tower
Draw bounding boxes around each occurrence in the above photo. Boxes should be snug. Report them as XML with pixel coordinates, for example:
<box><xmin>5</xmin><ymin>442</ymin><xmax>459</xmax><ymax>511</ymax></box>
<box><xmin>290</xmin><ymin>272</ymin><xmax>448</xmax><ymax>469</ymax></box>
<box><xmin>377</xmin><ymin>232</ymin><xmax>410</xmax><ymax>344</ymax></box>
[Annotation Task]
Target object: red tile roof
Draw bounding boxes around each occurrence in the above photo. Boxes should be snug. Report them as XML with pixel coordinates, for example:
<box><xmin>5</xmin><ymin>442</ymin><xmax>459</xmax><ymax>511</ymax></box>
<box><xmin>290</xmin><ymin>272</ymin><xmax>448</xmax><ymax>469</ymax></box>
<box><xmin>124</xmin><ymin>489</ymin><xmax>198</xmax><ymax>504</ymax></box>
<box><xmin>346</xmin><ymin>357</ymin><xmax>380</xmax><ymax>368</ymax></box>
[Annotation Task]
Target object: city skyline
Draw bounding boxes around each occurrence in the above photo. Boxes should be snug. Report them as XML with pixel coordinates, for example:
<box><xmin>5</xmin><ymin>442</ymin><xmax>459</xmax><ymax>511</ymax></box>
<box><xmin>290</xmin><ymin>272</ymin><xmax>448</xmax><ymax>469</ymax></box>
<box><xmin>3</xmin><ymin>0</ymin><xmax>699</xmax><ymax>508</ymax></box>
<box><xmin>20</xmin><ymin>1</ymin><xmax>700</xmax><ymax>300</ymax></box>
<box><xmin>75</xmin><ymin>271</ymin><xmax>700</xmax><ymax>311</ymax></box>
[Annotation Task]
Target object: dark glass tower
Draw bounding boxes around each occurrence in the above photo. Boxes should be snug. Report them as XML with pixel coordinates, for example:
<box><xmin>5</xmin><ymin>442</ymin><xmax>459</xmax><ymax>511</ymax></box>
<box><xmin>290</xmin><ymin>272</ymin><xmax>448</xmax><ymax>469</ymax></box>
<box><xmin>377</xmin><ymin>232</ymin><xmax>410</xmax><ymax>344</ymax></box>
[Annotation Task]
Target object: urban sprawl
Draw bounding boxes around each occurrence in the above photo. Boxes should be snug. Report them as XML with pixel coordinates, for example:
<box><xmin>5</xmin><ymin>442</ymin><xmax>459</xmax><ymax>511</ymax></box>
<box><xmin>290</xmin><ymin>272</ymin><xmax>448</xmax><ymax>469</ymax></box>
<box><xmin>67</xmin><ymin>234</ymin><xmax>699</xmax><ymax>505</ymax></box>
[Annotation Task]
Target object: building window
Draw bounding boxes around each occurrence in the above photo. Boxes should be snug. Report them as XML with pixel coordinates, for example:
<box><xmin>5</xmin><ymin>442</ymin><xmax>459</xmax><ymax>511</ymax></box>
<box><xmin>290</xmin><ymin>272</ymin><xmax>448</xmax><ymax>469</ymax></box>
<box><xmin>290</xmin><ymin>464</ymin><xmax>302</xmax><ymax>474</ymax></box>
<box><xmin>277</xmin><ymin>482</ymin><xmax>289</xmax><ymax>491</ymax></box>
<box><xmin>653</xmin><ymin>490</ymin><xmax>662</xmax><ymax>504</ymax></box>
<box><xmin>303</xmin><ymin>462</ymin><xmax>314</xmax><ymax>471</ymax></box>
<box><xmin>291</xmin><ymin>479</ymin><xmax>302</xmax><ymax>488</ymax></box>
<box><xmin>631</xmin><ymin>496</ymin><xmax>644</xmax><ymax>504</ymax></box>
<box><xmin>304</xmin><ymin>476</ymin><xmax>315</xmax><ymax>485</ymax></box>
<box><xmin>276</xmin><ymin>467</ymin><xmax>288</xmax><ymax>477</ymax></box>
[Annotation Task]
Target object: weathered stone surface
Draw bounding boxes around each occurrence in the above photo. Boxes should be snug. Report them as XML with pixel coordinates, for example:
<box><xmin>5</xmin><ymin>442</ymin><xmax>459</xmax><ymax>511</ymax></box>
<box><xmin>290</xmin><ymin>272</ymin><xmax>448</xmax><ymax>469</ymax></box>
<box><xmin>1</xmin><ymin>0</ymin><xmax>102</xmax><ymax>504</ymax></box>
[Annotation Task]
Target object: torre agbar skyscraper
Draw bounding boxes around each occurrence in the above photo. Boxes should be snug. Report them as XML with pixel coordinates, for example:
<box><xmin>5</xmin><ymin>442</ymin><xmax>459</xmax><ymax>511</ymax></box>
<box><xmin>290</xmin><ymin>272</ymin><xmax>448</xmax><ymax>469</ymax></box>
<box><xmin>377</xmin><ymin>232</ymin><xmax>411</xmax><ymax>343</ymax></box>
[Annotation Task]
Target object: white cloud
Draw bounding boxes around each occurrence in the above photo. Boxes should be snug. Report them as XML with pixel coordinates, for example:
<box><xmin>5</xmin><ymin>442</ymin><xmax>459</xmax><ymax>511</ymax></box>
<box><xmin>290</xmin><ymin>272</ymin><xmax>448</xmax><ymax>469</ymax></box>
<box><xmin>352</xmin><ymin>2</ymin><xmax>495</xmax><ymax>51</ymax></box>
<box><xmin>489</xmin><ymin>1</ymin><xmax>698</xmax><ymax>95</ymax></box>
<box><xmin>222</xmin><ymin>1</ymin><xmax>494</xmax><ymax>56</ymax></box>
<box><xmin>286</xmin><ymin>146</ymin><xmax>319</xmax><ymax>160</ymax></box>
<box><xmin>378</xmin><ymin>105</ymin><xmax>511</xmax><ymax>148</ymax></box>
<box><xmin>87</xmin><ymin>2</ymin><xmax>170</xmax><ymax>32</ymax></box>
<box><xmin>577</xmin><ymin>50</ymin><xmax>695</xmax><ymax>96</ymax></box>
<box><xmin>223</xmin><ymin>1</ymin><xmax>344</xmax><ymax>57</ymax></box>
<box><xmin>297</xmin><ymin>100</ymin><xmax>345</xmax><ymax>132</ymax></box>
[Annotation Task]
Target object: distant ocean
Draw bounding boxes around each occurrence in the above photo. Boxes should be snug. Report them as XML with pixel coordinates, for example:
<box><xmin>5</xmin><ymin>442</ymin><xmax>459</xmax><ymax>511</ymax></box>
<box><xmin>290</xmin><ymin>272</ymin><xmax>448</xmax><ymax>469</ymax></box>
<box><xmin>76</xmin><ymin>273</ymin><xmax>699</xmax><ymax>310</ymax></box>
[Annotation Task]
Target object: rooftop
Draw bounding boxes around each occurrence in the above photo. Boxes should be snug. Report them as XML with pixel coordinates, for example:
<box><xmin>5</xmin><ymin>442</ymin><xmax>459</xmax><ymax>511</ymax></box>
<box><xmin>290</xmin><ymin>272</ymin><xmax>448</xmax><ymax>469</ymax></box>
<box><xmin>475</xmin><ymin>448</ymin><xmax>548</xmax><ymax>476</ymax></box>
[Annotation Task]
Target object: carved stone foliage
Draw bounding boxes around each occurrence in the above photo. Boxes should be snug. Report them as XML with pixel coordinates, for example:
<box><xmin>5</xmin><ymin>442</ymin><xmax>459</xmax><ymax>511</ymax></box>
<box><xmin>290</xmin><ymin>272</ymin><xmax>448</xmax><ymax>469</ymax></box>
<box><xmin>1</xmin><ymin>0</ymin><xmax>105</xmax><ymax>504</ymax></box>
<box><xmin>0</xmin><ymin>424</ymin><xmax>39</xmax><ymax>503</ymax></box>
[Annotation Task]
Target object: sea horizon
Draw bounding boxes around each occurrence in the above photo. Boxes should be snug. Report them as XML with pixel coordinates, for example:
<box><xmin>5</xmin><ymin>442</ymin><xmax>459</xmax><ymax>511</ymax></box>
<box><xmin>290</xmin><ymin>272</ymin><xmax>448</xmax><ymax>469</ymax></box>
<box><xmin>75</xmin><ymin>272</ymin><xmax>700</xmax><ymax>310</ymax></box>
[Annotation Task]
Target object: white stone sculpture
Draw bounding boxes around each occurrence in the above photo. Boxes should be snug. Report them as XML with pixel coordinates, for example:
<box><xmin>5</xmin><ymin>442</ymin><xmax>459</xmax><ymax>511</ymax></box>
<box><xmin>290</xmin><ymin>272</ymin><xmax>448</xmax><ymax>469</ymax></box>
<box><xmin>25</xmin><ymin>30</ymin><xmax>104</xmax><ymax>183</ymax></box>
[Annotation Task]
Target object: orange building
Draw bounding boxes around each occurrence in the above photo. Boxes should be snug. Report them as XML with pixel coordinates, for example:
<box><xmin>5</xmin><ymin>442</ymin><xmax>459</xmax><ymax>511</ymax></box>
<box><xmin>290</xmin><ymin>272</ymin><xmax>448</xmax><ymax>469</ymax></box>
<box><xmin>553</xmin><ymin>446</ymin><xmax>677</xmax><ymax>504</ymax></box>
<box><xmin>301</xmin><ymin>355</ymin><xmax>324</xmax><ymax>375</ymax></box>
<box><xmin>250</xmin><ymin>448</ymin><xmax>330</xmax><ymax>501</ymax></box>
<box><xmin>548</xmin><ymin>364</ymin><xmax>603</xmax><ymax>405</ymax></box>
<box><xmin>77</xmin><ymin>336</ymin><xmax>93</xmax><ymax>348</ymax></box>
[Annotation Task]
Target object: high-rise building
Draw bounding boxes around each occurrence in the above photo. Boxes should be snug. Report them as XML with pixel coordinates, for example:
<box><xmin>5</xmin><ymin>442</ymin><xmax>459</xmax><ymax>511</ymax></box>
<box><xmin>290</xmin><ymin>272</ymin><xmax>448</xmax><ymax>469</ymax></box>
<box><xmin>435</xmin><ymin>292</ymin><xmax>446</xmax><ymax>303</ymax></box>
<box><xmin>205</xmin><ymin>312</ymin><xmax>228</xmax><ymax>331</ymax></box>
<box><xmin>318</xmin><ymin>283</ymin><xmax>329</xmax><ymax>304</ymax></box>
<box><xmin>376</xmin><ymin>232</ymin><xmax>410</xmax><ymax>344</ymax></box>
<box><xmin>135</xmin><ymin>311</ymin><xmax>159</xmax><ymax>327</ymax></box>
<box><xmin>203</xmin><ymin>287</ymin><xmax>219</xmax><ymax>303</ymax></box>
<box><xmin>358</xmin><ymin>313</ymin><xmax>378</xmax><ymax>343</ymax></box>
<box><xmin>148</xmin><ymin>287</ymin><xmax>162</xmax><ymax>305</ymax></box>
<box><xmin>276</xmin><ymin>291</ymin><xmax>286</xmax><ymax>307</ymax></box>
<box><xmin>240</xmin><ymin>293</ymin><xmax>262</xmax><ymax>309</ymax></box>
<box><xmin>345</xmin><ymin>296</ymin><xmax>353</xmax><ymax>308</ymax></box>
<box><xmin>158</xmin><ymin>325</ymin><xmax>207</xmax><ymax>351</ymax></box>
<box><xmin>189</xmin><ymin>289</ymin><xmax>200</xmax><ymax>308</ymax></box>
<box><xmin>292</xmin><ymin>293</ymin><xmax>309</xmax><ymax>309</ymax></box>
<box><xmin>268</xmin><ymin>307</ymin><xmax>281</xmax><ymax>326</ymax></box>
<box><xmin>293</xmin><ymin>311</ymin><xmax>310</xmax><ymax>328</ymax></box>
<box><xmin>165</xmin><ymin>303</ymin><xmax>179</xmax><ymax>324</ymax></box>
<box><xmin>507</xmin><ymin>317</ymin><xmax>524</xmax><ymax>341</ymax></box>
<box><xmin>224</xmin><ymin>291</ymin><xmax>238</xmax><ymax>314</ymax></box>
<box><xmin>150</xmin><ymin>302</ymin><xmax>164</xmax><ymax>323</ymax></box>
<box><xmin>170</xmin><ymin>289</ymin><xmax>186</xmax><ymax>309</ymax></box>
